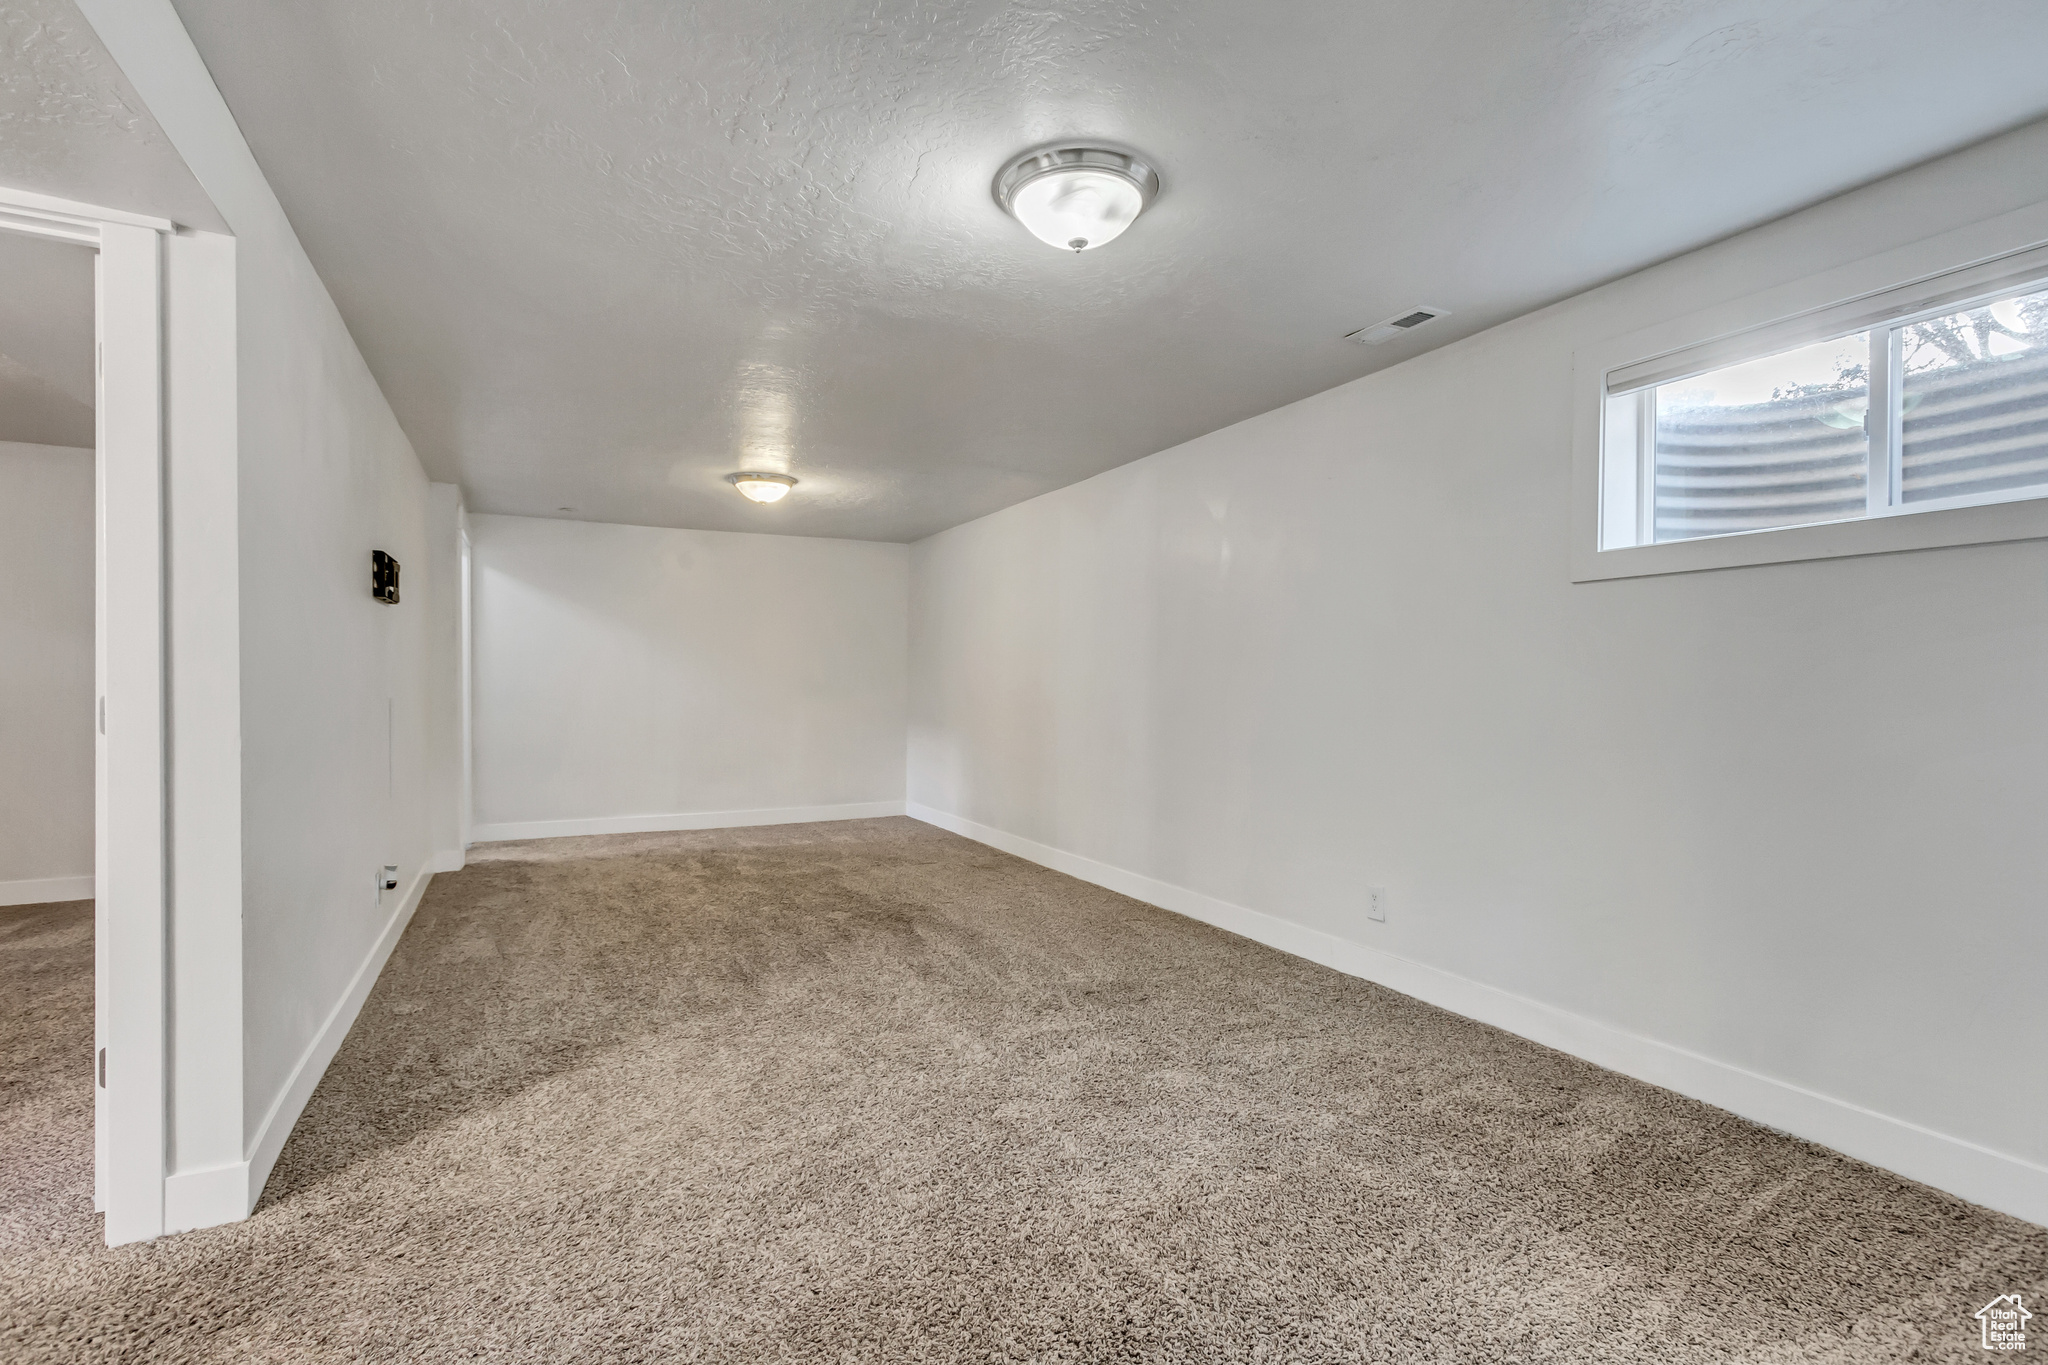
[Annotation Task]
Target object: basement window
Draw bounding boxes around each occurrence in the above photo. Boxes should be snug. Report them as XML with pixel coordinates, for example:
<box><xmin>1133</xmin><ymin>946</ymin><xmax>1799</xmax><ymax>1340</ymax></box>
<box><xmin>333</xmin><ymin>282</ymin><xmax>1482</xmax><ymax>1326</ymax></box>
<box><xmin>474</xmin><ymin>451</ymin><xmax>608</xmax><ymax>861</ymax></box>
<box><xmin>1603</xmin><ymin>279</ymin><xmax>2048</xmax><ymax>548</ymax></box>
<box><xmin>1574</xmin><ymin>229</ymin><xmax>2048</xmax><ymax>580</ymax></box>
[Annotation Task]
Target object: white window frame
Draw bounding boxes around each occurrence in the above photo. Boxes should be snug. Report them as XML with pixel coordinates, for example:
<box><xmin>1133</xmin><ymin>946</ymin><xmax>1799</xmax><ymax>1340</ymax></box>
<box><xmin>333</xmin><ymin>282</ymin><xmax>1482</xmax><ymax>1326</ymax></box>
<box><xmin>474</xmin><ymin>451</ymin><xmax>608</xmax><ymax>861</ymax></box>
<box><xmin>1572</xmin><ymin>200</ymin><xmax>2048</xmax><ymax>581</ymax></box>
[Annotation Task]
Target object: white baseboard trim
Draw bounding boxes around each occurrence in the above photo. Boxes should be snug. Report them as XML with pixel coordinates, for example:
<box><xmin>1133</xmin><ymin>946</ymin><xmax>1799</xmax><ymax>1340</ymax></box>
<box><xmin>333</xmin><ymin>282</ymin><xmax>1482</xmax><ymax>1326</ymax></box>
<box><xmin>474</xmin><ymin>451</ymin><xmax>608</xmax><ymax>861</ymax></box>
<box><xmin>429</xmin><ymin>848</ymin><xmax>465</xmax><ymax>873</ymax></box>
<box><xmin>906</xmin><ymin>802</ymin><xmax>2048</xmax><ymax>1227</ymax></box>
<box><xmin>230</xmin><ymin>864</ymin><xmax>437</xmax><ymax>1222</ymax></box>
<box><xmin>471</xmin><ymin>800</ymin><xmax>906</xmax><ymax>844</ymax></box>
<box><xmin>0</xmin><ymin>873</ymin><xmax>93</xmax><ymax>907</ymax></box>
<box><xmin>163</xmin><ymin>1160</ymin><xmax>247</xmax><ymax>1234</ymax></box>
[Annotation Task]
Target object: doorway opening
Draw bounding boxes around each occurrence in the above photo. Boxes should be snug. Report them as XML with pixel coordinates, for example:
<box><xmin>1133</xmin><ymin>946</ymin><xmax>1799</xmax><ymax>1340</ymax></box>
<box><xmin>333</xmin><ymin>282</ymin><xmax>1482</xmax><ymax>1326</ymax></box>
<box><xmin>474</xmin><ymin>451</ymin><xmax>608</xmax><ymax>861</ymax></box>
<box><xmin>0</xmin><ymin>186</ymin><xmax>173</xmax><ymax>1244</ymax></box>
<box><xmin>0</xmin><ymin>224</ymin><xmax>97</xmax><ymax>1247</ymax></box>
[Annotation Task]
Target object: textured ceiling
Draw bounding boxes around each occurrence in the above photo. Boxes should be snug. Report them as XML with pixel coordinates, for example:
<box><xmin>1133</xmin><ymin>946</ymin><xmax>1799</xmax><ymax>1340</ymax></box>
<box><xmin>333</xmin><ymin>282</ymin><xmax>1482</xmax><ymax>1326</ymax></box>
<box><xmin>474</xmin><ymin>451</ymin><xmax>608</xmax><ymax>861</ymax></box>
<box><xmin>0</xmin><ymin>228</ymin><xmax>94</xmax><ymax>447</ymax></box>
<box><xmin>169</xmin><ymin>0</ymin><xmax>2048</xmax><ymax>542</ymax></box>
<box><xmin>0</xmin><ymin>0</ymin><xmax>225</xmax><ymax>230</ymax></box>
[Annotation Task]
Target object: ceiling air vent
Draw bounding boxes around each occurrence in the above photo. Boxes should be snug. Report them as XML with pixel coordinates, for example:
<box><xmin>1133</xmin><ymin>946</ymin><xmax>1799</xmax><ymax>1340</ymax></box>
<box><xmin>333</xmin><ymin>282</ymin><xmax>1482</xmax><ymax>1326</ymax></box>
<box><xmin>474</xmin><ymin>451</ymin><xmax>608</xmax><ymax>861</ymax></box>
<box><xmin>1345</xmin><ymin>305</ymin><xmax>1449</xmax><ymax>345</ymax></box>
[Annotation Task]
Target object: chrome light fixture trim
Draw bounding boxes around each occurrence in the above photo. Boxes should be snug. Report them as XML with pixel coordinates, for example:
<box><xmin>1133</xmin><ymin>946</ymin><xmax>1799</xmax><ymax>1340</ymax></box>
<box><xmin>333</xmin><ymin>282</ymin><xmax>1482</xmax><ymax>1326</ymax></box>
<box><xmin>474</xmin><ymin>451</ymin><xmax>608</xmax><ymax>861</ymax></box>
<box><xmin>993</xmin><ymin>146</ymin><xmax>1161</xmax><ymax>253</ymax></box>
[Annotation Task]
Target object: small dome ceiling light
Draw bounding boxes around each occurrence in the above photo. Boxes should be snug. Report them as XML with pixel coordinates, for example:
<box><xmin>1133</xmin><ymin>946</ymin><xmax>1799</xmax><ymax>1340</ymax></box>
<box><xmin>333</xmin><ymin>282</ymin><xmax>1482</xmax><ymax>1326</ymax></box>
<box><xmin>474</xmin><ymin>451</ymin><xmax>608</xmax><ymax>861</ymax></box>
<box><xmin>727</xmin><ymin>471</ymin><xmax>797</xmax><ymax>504</ymax></box>
<box><xmin>994</xmin><ymin>146</ymin><xmax>1160</xmax><ymax>253</ymax></box>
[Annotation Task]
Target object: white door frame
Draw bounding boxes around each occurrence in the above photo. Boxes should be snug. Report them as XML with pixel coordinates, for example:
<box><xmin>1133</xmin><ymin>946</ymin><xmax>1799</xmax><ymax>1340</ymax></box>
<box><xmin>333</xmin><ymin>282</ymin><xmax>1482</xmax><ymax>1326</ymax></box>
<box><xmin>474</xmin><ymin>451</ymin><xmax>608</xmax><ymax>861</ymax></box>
<box><xmin>1</xmin><ymin>185</ymin><xmax>176</xmax><ymax>1244</ymax></box>
<box><xmin>459</xmin><ymin>520</ymin><xmax>474</xmax><ymax>853</ymax></box>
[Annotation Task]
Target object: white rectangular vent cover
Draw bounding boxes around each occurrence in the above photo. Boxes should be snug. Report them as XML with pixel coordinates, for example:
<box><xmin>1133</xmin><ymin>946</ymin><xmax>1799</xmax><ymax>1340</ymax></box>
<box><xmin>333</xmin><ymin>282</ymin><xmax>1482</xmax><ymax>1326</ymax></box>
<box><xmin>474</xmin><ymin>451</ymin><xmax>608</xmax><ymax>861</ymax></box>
<box><xmin>1346</xmin><ymin>305</ymin><xmax>1448</xmax><ymax>345</ymax></box>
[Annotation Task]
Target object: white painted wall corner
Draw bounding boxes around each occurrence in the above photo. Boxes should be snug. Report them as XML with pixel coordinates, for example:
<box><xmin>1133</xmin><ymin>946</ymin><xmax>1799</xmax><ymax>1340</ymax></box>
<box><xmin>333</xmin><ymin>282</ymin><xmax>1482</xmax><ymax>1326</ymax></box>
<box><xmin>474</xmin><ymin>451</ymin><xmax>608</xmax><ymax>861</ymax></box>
<box><xmin>904</xmin><ymin>803</ymin><xmax>2048</xmax><ymax>1228</ymax></box>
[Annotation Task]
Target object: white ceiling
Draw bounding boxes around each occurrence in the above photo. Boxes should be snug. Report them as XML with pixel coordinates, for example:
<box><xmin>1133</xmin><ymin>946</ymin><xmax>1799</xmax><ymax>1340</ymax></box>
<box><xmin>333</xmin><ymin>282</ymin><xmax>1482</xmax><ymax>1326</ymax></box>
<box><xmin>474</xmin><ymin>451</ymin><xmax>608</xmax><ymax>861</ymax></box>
<box><xmin>0</xmin><ymin>0</ymin><xmax>225</xmax><ymax>231</ymax></box>
<box><xmin>167</xmin><ymin>0</ymin><xmax>2048</xmax><ymax>542</ymax></box>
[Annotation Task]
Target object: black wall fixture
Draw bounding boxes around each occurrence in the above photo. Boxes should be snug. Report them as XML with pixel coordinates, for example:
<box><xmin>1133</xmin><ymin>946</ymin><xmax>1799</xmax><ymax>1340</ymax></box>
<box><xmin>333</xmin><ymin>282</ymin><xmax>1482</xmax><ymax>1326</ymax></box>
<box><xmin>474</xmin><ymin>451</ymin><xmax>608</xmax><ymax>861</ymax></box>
<box><xmin>371</xmin><ymin>550</ymin><xmax>401</xmax><ymax>604</ymax></box>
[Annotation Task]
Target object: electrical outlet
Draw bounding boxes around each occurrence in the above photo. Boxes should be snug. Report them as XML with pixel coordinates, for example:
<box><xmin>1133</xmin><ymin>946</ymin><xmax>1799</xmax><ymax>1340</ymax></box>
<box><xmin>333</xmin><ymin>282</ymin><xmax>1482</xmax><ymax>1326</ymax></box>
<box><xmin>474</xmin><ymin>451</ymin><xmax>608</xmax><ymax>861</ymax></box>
<box><xmin>1367</xmin><ymin>887</ymin><xmax>1387</xmax><ymax>923</ymax></box>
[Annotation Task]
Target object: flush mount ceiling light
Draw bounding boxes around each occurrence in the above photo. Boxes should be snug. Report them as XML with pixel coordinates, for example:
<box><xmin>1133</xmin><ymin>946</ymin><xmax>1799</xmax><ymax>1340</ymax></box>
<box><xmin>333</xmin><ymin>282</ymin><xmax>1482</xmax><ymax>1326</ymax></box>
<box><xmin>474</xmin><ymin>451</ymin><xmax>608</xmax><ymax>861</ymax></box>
<box><xmin>994</xmin><ymin>146</ymin><xmax>1160</xmax><ymax>253</ymax></box>
<box><xmin>727</xmin><ymin>471</ymin><xmax>797</xmax><ymax>504</ymax></box>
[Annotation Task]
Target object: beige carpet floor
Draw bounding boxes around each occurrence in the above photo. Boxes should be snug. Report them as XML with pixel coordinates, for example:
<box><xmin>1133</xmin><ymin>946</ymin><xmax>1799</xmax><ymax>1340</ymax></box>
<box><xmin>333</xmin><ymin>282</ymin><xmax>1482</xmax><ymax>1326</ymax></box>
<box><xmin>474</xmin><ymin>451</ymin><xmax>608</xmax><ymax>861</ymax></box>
<box><xmin>1</xmin><ymin>817</ymin><xmax>2040</xmax><ymax>1362</ymax></box>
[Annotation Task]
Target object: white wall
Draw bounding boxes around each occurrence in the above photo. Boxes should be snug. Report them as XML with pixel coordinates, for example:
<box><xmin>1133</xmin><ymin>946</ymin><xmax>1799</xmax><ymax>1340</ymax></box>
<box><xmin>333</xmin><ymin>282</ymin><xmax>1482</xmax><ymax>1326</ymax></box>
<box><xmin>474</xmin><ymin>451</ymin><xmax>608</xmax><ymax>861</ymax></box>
<box><xmin>472</xmin><ymin>515</ymin><xmax>908</xmax><ymax>839</ymax></box>
<box><xmin>75</xmin><ymin>0</ymin><xmax>448</xmax><ymax>1224</ymax></box>
<box><xmin>220</xmin><ymin>149</ymin><xmax>434</xmax><ymax>1211</ymax></box>
<box><xmin>0</xmin><ymin>233</ymin><xmax>96</xmax><ymax>449</ymax></box>
<box><xmin>908</xmin><ymin>119</ymin><xmax>2048</xmax><ymax>1224</ymax></box>
<box><xmin>0</xmin><ymin>442</ymin><xmax>95</xmax><ymax>902</ymax></box>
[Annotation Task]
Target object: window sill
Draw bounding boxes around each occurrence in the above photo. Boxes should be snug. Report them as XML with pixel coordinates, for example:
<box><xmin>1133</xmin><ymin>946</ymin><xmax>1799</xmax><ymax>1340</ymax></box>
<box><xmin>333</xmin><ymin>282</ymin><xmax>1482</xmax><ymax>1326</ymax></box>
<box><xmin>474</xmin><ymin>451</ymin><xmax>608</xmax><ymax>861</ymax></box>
<box><xmin>1572</xmin><ymin>494</ymin><xmax>2048</xmax><ymax>581</ymax></box>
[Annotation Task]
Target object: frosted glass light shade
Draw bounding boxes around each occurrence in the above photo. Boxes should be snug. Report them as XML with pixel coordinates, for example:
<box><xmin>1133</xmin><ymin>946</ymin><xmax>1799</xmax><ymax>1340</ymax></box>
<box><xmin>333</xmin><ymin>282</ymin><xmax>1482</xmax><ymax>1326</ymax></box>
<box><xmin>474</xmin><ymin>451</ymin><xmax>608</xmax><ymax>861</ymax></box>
<box><xmin>994</xmin><ymin>147</ymin><xmax>1160</xmax><ymax>253</ymax></box>
<box><xmin>728</xmin><ymin>472</ymin><xmax>796</xmax><ymax>503</ymax></box>
<box><xmin>1011</xmin><ymin>169</ymin><xmax>1145</xmax><ymax>252</ymax></box>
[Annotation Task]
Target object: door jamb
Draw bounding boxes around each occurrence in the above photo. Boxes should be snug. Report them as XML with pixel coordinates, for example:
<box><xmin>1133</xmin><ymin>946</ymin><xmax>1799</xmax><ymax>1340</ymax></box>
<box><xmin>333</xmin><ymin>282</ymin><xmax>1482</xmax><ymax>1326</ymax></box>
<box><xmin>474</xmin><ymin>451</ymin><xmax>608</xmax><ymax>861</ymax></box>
<box><xmin>1</xmin><ymin>185</ymin><xmax>176</xmax><ymax>1245</ymax></box>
